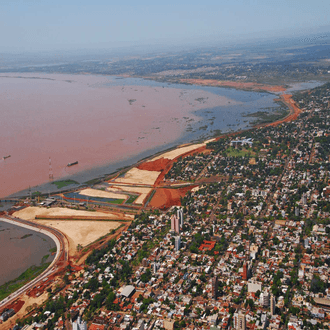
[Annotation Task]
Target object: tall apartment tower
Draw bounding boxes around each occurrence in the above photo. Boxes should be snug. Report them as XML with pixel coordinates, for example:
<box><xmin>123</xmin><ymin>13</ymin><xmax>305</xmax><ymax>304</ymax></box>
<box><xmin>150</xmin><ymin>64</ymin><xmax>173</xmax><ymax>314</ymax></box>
<box><xmin>260</xmin><ymin>291</ymin><xmax>270</xmax><ymax>307</ymax></box>
<box><xmin>212</xmin><ymin>277</ymin><xmax>218</xmax><ymax>299</ymax></box>
<box><xmin>177</xmin><ymin>208</ymin><xmax>184</xmax><ymax>227</ymax></box>
<box><xmin>242</xmin><ymin>262</ymin><xmax>248</xmax><ymax>280</ymax></box>
<box><xmin>237</xmin><ymin>313</ymin><xmax>246</xmax><ymax>330</ymax></box>
<box><xmin>171</xmin><ymin>214</ymin><xmax>180</xmax><ymax>234</ymax></box>
<box><xmin>270</xmin><ymin>294</ymin><xmax>276</xmax><ymax>316</ymax></box>
<box><xmin>302</xmin><ymin>193</ymin><xmax>307</xmax><ymax>205</ymax></box>
<box><xmin>175</xmin><ymin>236</ymin><xmax>181</xmax><ymax>251</ymax></box>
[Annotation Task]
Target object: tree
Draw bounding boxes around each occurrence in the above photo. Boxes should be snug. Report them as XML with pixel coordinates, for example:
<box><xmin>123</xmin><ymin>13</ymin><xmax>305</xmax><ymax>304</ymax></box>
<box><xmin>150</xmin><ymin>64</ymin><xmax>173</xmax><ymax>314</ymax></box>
<box><xmin>141</xmin><ymin>269</ymin><xmax>152</xmax><ymax>283</ymax></box>
<box><xmin>310</xmin><ymin>275</ymin><xmax>326</xmax><ymax>294</ymax></box>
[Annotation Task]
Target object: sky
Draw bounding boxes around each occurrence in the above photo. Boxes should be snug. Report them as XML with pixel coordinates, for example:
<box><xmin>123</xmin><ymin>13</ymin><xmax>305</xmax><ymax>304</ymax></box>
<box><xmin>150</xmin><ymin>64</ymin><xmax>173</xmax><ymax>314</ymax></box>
<box><xmin>1</xmin><ymin>0</ymin><xmax>329</xmax><ymax>53</ymax></box>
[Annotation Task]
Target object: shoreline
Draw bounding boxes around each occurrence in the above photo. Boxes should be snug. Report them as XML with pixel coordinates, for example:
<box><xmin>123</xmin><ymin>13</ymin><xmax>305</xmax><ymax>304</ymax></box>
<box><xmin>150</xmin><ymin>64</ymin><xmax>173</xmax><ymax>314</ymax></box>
<box><xmin>0</xmin><ymin>73</ymin><xmax>286</xmax><ymax>199</ymax></box>
<box><xmin>0</xmin><ymin>217</ymin><xmax>62</xmax><ymax>308</ymax></box>
<box><xmin>5</xmin><ymin>81</ymin><xmax>299</xmax><ymax>200</ymax></box>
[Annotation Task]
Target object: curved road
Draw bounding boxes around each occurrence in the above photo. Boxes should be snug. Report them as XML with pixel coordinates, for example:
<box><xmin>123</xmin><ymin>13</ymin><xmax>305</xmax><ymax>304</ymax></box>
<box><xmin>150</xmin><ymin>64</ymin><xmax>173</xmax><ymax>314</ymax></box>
<box><xmin>0</xmin><ymin>215</ymin><xmax>68</xmax><ymax>309</ymax></box>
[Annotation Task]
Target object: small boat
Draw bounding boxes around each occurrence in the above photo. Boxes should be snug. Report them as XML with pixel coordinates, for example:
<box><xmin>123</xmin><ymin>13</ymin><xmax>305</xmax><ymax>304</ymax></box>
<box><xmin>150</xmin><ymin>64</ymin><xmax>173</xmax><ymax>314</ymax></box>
<box><xmin>67</xmin><ymin>161</ymin><xmax>78</xmax><ymax>167</ymax></box>
<box><xmin>3</xmin><ymin>155</ymin><xmax>11</xmax><ymax>160</ymax></box>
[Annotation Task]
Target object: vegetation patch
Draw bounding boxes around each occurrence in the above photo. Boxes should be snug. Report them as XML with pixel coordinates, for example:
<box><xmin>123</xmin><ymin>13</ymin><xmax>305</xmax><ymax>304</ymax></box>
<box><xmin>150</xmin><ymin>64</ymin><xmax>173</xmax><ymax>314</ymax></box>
<box><xmin>21</xmin><ymin>234</ymin><xmax>33</xmax><ymax>239</ymax></box>
<box><xmin>52</xmin><ymin>180</ymin><xmax>79</xmax><ymax>189</ymax></box>
<box><xmin>244</xmin><ymin>106</ymin><xmax>289</xmax><ymax>125</ymax></box>
<box><xmin>125</xmin><ymin>195</ymin><xmax>139</xmax><ymax>204</ymax></box>
<box><xmin>107</xmin><ymin>199</ymin><xmax>125</xmax><ymax>204</ymax></box>
<box><xmin>0</xmin><ymin>262</ymin><xmax>50</xmax><ymax>301</ymax></box>
<box><xmin>225</xmin><ymin>147</ymin><xmax>255</xmax><ymax>157</ymax></box>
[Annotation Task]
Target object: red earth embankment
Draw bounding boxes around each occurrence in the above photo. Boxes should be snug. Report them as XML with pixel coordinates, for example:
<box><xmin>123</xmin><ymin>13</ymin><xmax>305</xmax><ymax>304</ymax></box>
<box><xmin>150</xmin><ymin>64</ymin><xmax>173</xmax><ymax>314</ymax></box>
<box><xmin>0</xmin><ymin>299</ymin><xmax>24</xmax><ymax>315</ymax></box>
<box><xmin>149</xmin><ymin>186</ymin><xmax>195</xmax><ymax>209</ymax></box>
<box><xmin>258</xmin><ymin>94</ymin><xmax>301</xmax><ymax>128</ymax></box>
<box><xmin>137</xmin><ymin>158</ymin><xmax>172</xmax><ymax>172</ymax></box>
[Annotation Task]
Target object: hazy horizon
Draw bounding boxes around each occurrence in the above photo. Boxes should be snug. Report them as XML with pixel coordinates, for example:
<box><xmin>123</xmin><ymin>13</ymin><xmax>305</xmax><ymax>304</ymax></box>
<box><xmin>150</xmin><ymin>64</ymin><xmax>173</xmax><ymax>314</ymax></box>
<box><xmin>1</xmin><ymin>0</ymin><xmax>329</xmax><ymax>54</ymax></box>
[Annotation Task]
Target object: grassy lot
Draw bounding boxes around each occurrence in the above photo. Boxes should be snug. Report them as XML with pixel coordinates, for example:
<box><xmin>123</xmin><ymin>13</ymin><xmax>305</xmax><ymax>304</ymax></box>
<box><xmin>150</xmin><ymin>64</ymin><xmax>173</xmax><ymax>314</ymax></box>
<box><xmin>125</xmin><ymin>195</ymin><xmax>139</xmax><ymax>204</ymax></box>
<box><xmin>225</xmin><ymin>147</ymin><xmax>255</xmax><ymax>157</ymax></box>
<box><xmin>52</xmin><ymin>180</ymin><xmax>79</xmax><ymax>189</ymax></box>
<box><xmin>107</xmin><ymin>199</ymin><xmax>125</xmax><ymax>204</ymax></box>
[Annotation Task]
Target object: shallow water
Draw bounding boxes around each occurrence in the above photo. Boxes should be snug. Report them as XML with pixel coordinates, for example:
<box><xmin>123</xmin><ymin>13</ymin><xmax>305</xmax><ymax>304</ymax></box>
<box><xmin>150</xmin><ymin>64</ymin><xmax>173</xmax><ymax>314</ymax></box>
<box><xmin>0</xmin><ymin>73</ymin><xmax>282</xmax><ymax>198</ymax></box>
<box><xmin>0</xmin><ymin>220</ymin><xmax>56</xmax><ymax>286</ymax></box>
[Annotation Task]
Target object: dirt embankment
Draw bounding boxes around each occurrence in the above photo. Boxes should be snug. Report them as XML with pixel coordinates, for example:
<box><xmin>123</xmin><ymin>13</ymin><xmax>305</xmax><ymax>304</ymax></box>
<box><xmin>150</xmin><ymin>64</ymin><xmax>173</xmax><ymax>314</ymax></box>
<box><xmin>154</xmin><ymin>146</ymin><xmax>207</xmax><ymax>187</ymax></box>
<box><xmin>137</xmin><ymin>158</ymin><xmax>172</xmax><ymax>172</ymax></box>
<box><xmin>148</xmin><ymin>186</ymin><xmax>195</xmax><ymax>209</ymax></box>
<box><xmin>179</xmin><ymin>79</ymin><xmax>286</xmax><ymax>93</ymax></box>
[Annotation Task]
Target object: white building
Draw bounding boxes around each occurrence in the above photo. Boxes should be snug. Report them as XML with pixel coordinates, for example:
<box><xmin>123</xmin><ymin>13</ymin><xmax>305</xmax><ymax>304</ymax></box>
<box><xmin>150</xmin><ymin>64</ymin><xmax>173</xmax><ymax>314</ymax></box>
<box><xmin>72</xmin><ymin>316</ymin><xmax>87</xmax><ymax>330</ymax></box>
<box><xmin>175</xmin><ymin>236</ymin><xmax>181</xmax><ymax>251</ymax></box>
<box><xmin>260</xmin><ymin>291</ymin><xmax>270</xmax><ymax>307</ymax></box>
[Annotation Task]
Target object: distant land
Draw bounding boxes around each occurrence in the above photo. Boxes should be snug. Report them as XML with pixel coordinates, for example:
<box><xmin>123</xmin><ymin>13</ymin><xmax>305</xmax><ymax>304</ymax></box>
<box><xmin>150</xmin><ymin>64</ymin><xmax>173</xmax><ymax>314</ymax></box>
<box><xmin>0</xmin><ymin>32</ymin><xmax>330</xmax><ymax>87</ymax></box>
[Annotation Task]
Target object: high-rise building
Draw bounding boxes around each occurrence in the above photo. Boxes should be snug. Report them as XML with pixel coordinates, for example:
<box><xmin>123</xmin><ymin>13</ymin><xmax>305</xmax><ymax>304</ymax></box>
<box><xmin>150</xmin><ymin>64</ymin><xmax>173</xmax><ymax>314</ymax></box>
<box><xmin>237</xmin><ymin>313</ymin><xmax>246</xmax><ymax>330</ymax></box>
<box><xmin>242</xmin><ymin>263</ymin><xmax>248</xmax><ymax>280</ymax></box>
<box><xmin>260</xmin><ymin>291</ymin><xmax>270</xmax><ymax>307</ymax></box>
<box><xmin>171</xmin><ymin>214</ymin><xmax>180</xmax><ymax>234</ymax></box>
<box><xmin>153</xmin><ymin>262</ymin><xmax>159</xmax><ymax>273</ymax></box>
<box><xmin>212</xmin><ymin>277</ymin><xmax>218</xmax><ymax>299</ymax></box>
<box><xmin>177</xmin><ymin>208</ymin><xmax>184</xmax><ymax>227</ymax></box>
<box><xmin>72</xmin><ymin>316</ymin><xmax>87</xmax><ymax>330</ymax></box>
<box><xmin>234</xmin><ymin>313</ymin><xmax>246</xmax><ymax>330</ymax></box>
<box><xmin>302</xmin><ymin>193</ymin><xmax>307</xmax><ymax>205</ymax></box>
<box><xmin>175</xmin><ymin>236</ymin><xmax>181</xmax><ymax>251</ymax></box>
<box><xmin>270</xmin><ymin>294</ymin><xmax>276</xmax><ymax>316</ymax></box>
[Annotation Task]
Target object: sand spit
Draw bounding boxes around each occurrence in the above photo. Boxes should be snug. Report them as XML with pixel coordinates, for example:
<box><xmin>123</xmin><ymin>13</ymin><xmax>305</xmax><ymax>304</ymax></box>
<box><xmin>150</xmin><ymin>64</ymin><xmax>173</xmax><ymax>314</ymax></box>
<box><xmin>112</xmin><ymin>167</ymin><xmax>161</xmax><ymax>186</ymax></box>
<box><xmin>150</xmin><ymin>143</ymin><xmax>206</xmax><ymax>161</ymax></box>
<box><xmin>13</xmin><ymin>207</ymin><xmax>134</xmax><ymax>221</ymax></box>
<box><xmin>79</xmin><ymin>188</ymin><xmax>128</xmax><ymax>200</ymax></box>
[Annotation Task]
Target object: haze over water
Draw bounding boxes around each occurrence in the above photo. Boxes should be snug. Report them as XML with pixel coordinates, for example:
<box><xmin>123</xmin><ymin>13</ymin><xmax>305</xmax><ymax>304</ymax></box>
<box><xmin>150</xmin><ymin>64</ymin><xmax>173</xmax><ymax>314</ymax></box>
<box><xmin>0</xmin><ymin>73</ymin><xmax>282</xmax><ymax>198</ymax></box>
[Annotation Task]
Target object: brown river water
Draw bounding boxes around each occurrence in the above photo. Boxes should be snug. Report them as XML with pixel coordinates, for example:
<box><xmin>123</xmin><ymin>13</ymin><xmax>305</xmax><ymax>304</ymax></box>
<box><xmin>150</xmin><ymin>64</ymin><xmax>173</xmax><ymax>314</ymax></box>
<box><xmin>0</xmin><ymin>73</ymin><xmax>240</xmax><ymax>198</ymax></box>
<box><xmin>0</xmin><ymin>220</ymin><xmax>55</xmax><ymax>286</ymax></box>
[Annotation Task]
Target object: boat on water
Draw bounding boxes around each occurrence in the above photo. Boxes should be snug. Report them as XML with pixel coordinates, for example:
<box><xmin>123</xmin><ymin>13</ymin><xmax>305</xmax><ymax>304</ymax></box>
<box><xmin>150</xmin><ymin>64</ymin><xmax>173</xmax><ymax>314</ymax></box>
<box><xmin>67</xmin><ymin>161</ymin><xmax>78</xmax><ymax>167</ymax></box>
<box><xmin>3</xmin><ymin>155</ymin><xmax>11</xmax><ymax>160</ymax></box>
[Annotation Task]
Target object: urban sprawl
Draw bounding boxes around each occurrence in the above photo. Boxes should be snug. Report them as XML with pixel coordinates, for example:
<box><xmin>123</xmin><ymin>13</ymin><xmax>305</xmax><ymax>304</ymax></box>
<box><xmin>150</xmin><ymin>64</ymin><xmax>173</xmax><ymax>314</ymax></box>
<box><xmin>2</xmin><ymin>81</ymin><xmax>330</xmax><ymax>330</ymax></box>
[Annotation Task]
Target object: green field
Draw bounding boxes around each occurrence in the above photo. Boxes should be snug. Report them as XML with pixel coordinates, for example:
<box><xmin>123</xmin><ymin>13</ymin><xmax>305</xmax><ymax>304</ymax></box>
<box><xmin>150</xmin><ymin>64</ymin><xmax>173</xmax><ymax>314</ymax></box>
<box><xmin>52</xmin><ymin>180</ymin><xmax>79</xmax><ymax>189</ymax></box>
<box><xmin>125</xmin><ymin>195</ymin><xmax>138</xmax><ymax>204</ymax></box>
<box><xmin>225</xmin><ymin>147</ymin><xmax>254</xmax><ymax>157</ymax></box>
<box><xmin>108</xmin><ymin>199</ymin><xmax>125</xmax><ymax>204</ymax></box>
